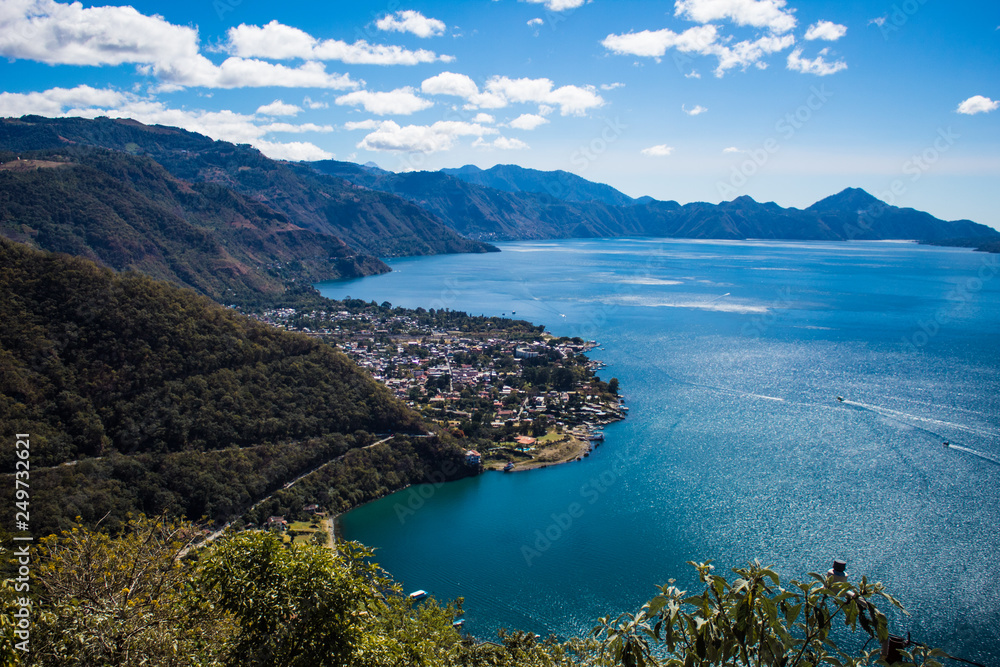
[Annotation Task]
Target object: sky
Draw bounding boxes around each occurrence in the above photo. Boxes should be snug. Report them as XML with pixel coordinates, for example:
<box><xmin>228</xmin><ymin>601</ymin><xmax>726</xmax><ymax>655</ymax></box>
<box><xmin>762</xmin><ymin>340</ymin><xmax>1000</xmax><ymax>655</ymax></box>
<box><xmin>1</xmin><ymin>0</ymin><xmax>998</xmax><ymax>229</ymax></box>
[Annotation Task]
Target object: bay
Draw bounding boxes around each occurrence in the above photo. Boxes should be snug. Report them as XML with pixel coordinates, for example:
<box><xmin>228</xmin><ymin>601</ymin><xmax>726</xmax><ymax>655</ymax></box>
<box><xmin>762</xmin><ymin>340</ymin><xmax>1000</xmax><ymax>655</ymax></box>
<box><xmin>318</xmin><ymin>239</ymin><xmax>1000</xmax><ymax>663</ymax></box>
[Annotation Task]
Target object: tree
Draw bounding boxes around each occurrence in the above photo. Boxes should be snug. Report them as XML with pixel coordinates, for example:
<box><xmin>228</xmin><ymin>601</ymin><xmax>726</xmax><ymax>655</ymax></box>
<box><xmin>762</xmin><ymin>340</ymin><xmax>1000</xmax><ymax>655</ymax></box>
<box><xmin>200</xmin><ymin>531</ymin><xmax>471</xmax><ymax>667</ymax></box>
<box><xmin>30</xmin><ymin>514</ymin><xmax>229</xmax><ymax>667</ymax></box>
<box><xmin>608</xmin><ymin>378</ymin><xmax>619</xmax><ymax>396</ymax></box>
<box><xmin>592</xmin><ymin>560</ymin><xmax>948</xmax><ymax>667</ymax></box>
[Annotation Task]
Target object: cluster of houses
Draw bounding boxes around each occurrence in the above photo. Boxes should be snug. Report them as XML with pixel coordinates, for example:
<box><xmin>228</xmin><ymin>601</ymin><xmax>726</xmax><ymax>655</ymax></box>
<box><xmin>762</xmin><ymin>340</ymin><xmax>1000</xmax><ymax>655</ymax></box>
<box><xmin>243</xmin><ymin>304</ymin><xmax>624</xmax><ymax>440</ymax></box>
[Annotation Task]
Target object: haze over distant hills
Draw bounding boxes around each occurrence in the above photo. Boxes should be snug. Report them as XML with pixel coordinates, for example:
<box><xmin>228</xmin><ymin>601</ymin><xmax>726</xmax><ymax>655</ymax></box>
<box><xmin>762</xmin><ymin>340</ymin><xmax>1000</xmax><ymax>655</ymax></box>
<box><xmin>1</xmin><ymin>115</ymin><xmax>996</xmax><ymax>305</ymax></box>
<box><xmin>315</xmin><ymin>159</ymin><xmax>998</xmax><ymax>245</ymax></box>
<box><xmin>0</xmin><ymin>116</ymin><xmax>495</xmax><ymax>301</ymax></box>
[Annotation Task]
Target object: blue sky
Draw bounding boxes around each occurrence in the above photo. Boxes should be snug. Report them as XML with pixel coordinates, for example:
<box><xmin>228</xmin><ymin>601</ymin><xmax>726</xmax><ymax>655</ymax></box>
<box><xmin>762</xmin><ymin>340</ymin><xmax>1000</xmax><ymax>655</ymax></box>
<box><xmin>1</xmin><ymin>0</ymin><xmax>998</xmax><ymax>229</ymax></box>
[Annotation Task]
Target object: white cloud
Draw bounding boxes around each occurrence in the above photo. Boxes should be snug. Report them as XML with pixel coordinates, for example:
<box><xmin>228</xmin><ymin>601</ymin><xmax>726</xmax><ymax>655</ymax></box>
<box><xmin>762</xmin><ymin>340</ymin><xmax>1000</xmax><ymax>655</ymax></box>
<box><xmin>508</xmin><ymin>113</ymin><xmax>549</xmax><ymax>130</ymax></box>
<box><xmin>685</xmin><ymin>70</ymin><xmax>702</xmax><ymax>79</ymax></box>
<box><xmin>154</xmin><ymin>57</ymin><xmax>360</xmax><ymax>90</ymax></box>
<box><xmin>376</xmin><ymin>10</ymin><xmax>445</xmax><ymax>38</ymax></box>
<box><xmin>527</xmin><ymin>18</ymin><xmax>544</xmax><ymax>27</ymax></box>
<box><xmin>712</xmin><ymin>34</ymin><xmax>794</xmax><ymax>75</ymax></box>
<box><xmin>674</xmin><ymin>0</ymin><xmax>797</xmax><ymax>34</ymax></box>
<box><xmin>494</xmin><ymin>136</ymin><xmax>529</xmax><ymax>150</ymax></box>
<box><xmin>602</xmin><ymin>24</ymin><xmax>794</xmax><ymax>76</ymax></box>
<box><xmin>868</xmin><ymin>17</ymin><xmax>887</xmax><ymax>27</ymax></box>
<box><xmin>641</xmin><ymin>144</ymin><xmax>674</xmax><ymax>156</ymax></box>
<box><xmin>522</xmin><ymin>0</ymin><xmax>587</xmax><ymax>11</ymax></box>
<box><xmin>683</xmin><ymin>104</ymin><xmax>708</xmax><ymax>115</ymax></box>
<box><xmin>421</xmin><ymin>72</ymin><xmax>481</xmax><ymax>99</ymax></box>
<box><xmin>600</xmin><ymin>82</ymin><xmax>625</xmax><ymax>90</ymax></box>
<box><xmin>256</xmin><ymin>100</ymin><xmax>301</xmax><ymax>116</ymax></box>
<box><xmin>335</xmin><ymin>87</ymin><xmax>433</xmax><ymax>115</ymax></box>
<box><xmin>786</xmin><ymin>47</ymin><xmax>847</xmax><ymax>75</ymax></box>
<box><xmin>355</xmin><ymin>120</ymin><xmax>497</xmax><ymax>153</ymax></box>
<box><xmin>0</xmin><ymin>85</ymin><xmax>127</xmax><ymax>117</ymax></box>
<box><xmin>723</xmin><ymin>146</ymin><xmax>743</xmax><ymax>153</ymax></box>
<box><xmin>956</xmin><ymin>95</ymin><xmax>999</xmax><ymax>115</ymax></box>
<box><xmin>474</xmin><ymin>136</ymin><xmax>530</xmax><ymax>150</ymax></box>
<box><xmin>487</xmin><ymin>76</ymin><xmax>604</xmax><ymax>115</ymax></box>
<box><xmin>420</xmin><ymin>72</ymin><xmax>604</xmax><ymax>115</ymax></box>
<box><xmin>0</xmin><ymin>2</ymin><xmax>361</xmax><ymax>90</ymax></box>
<box><xmin>254</xmin><ymin>139</ymin><xmax>333</xmax><ymax>161</ymax></box>
<box><xmin>471</xmin><ymin>112</ymin><xmax>495</xmax><ymax>123</ymax></box>
<box><xmin>602</xmin><ymin>25</ymin><xmax>719</xmax><ymax>58</ymax></box>
<box><xmin>804</xmin><ymin>20</ymin><xmax>847</xmax><ymax>41</ymax></box>
<box><xmin>0</xmin><ymin>0</ymin><xmax>201</xmax><ymax>67</ymax></box>
<box><xmin>303</xmin><ymin>96</ymin><xmax>328</xmax><ymax>109</ymax></box>
<box><xmin>226</xmin><ymin>21</ymin><xmax>451</xmax><ymax>65</ymax></box>
<box><xmin>344</xmin><ymin>119</ymin><xmax>381</xmax><ymax>131</ymax></box>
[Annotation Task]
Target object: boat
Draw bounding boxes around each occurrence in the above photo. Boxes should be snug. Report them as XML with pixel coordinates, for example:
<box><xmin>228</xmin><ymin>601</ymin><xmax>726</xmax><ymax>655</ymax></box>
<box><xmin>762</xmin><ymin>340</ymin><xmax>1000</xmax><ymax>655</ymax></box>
<box><xmin>943</xmin><ymin>441</ymin><xmax>950</xmax><ymax>447</ymax></box>
<box><xmin>589</xmin><ymin>432</ymin><xmax>605</xmax><ymax>441</ymax></box>
<box><xmin>503</xmin><ymin>462</ymin><xmax>515</xmax><ymax>472</ymax></box>
<box><xmin>409</xmin><ymin>590</ymin><xmax>428</xmax><ymax>601</ymax></box>
<box><xmin>452</xmin><ymin>619</ymin><xmax>465</xmax><ymax>629</ymax></box>
<box><xmin>836</xmin><ymin>396</ymin><xmax>844</xmax><ymax>402</ymax></box>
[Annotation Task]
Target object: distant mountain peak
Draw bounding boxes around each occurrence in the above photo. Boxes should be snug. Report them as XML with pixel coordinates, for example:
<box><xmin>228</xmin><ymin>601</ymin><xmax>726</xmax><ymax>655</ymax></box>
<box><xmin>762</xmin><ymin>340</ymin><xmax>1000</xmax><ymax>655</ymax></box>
<box><xmin>807</xmin><ymin>187</ymin><xmax>886</xmax><ymax>213</ymax></box>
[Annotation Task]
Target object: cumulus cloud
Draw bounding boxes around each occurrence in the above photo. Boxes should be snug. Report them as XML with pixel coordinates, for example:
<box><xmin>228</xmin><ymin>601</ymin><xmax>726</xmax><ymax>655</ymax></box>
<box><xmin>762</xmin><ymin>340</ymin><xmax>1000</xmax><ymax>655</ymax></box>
<box><xmin>0</xmin><ymin>0</ymin><xmax>200</xmax><ymax>66</ymax></box>
<box><xmin>956</xmin><ymin>95</ymin><xmax>999</xmax><ymax>115</ymax></box>
<box><xmin>0</xmin><ymin>85</ymin><xmax>333</xmax><ymax>160</ymax></box>
<box><xmin>335</xmin><ymin>88</ymin><xmax>433</xmax><ymax>115</ymax></box>
<box><xmin>683</xmin><ymin>104</ymin><xmax>708</xmax><ymax>115</ymax></box>
<box><xmin>0</xmin><ymin>1</ymin><xmax>365</xmax><ymax>90</ymax></box>
<box><xmin>344</xmin><ymin>120</ymin><xmax>381</xmax><ymax>131</ymax></box>
<box><xmin>254</xmin><ymin>139</ymin><xmax>333</xmax><ymax>161</ymax></box>
<box><xmin>256</xmin><ymin>100</ymin><xmax>301</xmax><ymax>116</ymax></box>
<box><xmin>641</xmin><ymin>144</ymin><xmax>674</xmax><ymax>156</ymax></box>
<box><xmin>0</xmin><ymin>2</ymin><xmax>361</xmax><ymax>90</ymax></box>
<box><xmin>226</xmin><ymin>21</ymin><xmax>452</xmax><ymax>65</ymax></box>
<box><xmin>474</xmin><ymin>136</ymin><xmax>530</xmax><ymax>150</ymax></box>
<box><xmin>508</xmin><ymin>113</ymin><xmax>549</xmax><ymax>130</ymax></box>
<box><xmin>723</xmin><ymin>146</ymin><xmax>743</xmax><ymax>153</ymax></box>
<box><xmin>804</xmin><ymin>20</ymin><xmax>847</xmax><ymax>41</ymax></box>
<box><xmin>420</xmin><ymin>71</ymin><xmax>603</xmax><ymax>115</ymax></box>
<box><xmin>376</xmin><ymin>10</ymin><xmax>445</xmax><ymax>38</ymax></box>
<box><xmin>471</xmin><ymin>113</ymin><xmax>495</xmax><ymax>123</ymax></box>
<box><xmin>786</xmin><ymin>48</ymin><xmax>847</xmax><ymax>75</ymax></box>
<box><xmin>522</xmin><ymin>0</ymin><xmax>587</xmax><ymax>11</ymax></box>
<box><xmin>422</xmin><ymin>72</ymin><xmax>483</xmax><ymax>99</ymax></box>
<box><xmin>0</xmin><ymin>85</ymin><xmax>127</xmax><ymax>117</ymax></box>
<box><xmin>602</xmin><ymin>25</ymin><xmax>719</xmax><ymax>58</ymax></box>
<box><xmin>603</xmin><ymin>24</ymin><xmax>793</xmax><ymax>76</ymax></box>
<box><xmin>674</xmin><ymin>0</ymin><xmax>797</xmax><ymax>33</ymax></box>
<box><xmin>527</xmin><ymin>18</ymin><xmax>544</xmax><ymax>27</ymax></box>
<box><xmin>353</xmin><ymin>119</ymin><xmax>497</xmax><ymax>153</ymax></box>
<box><xmin>154</xmin><ymin>57</ymin><xmax>360</xmax><ymax>90</ymax></box>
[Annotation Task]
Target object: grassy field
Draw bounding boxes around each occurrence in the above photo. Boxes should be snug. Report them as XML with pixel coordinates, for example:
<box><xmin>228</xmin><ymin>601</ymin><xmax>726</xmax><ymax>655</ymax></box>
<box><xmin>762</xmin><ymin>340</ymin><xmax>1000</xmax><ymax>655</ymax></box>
<box><xmin>283</xmin><ymin>518</ymin><xmax>334</xmax><ymax>547</ymax></box>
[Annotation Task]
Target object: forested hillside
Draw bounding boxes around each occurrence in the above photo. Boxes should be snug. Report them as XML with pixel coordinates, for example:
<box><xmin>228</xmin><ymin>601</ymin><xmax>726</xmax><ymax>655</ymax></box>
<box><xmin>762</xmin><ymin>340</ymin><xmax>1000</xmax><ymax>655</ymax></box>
<box><xmin>0</xmin><ymin>147</ymin><xmax>388</xmax><ymax>301</ymax></box>
<box><xmin>0</xmin><ymin>116</ymin><xmax>496</xmax><ymax>262</ymax></box>
<box><xmin>0</xmin><ymin>239</ymin><xmax>467</xmax><ymax>534</ymax></box>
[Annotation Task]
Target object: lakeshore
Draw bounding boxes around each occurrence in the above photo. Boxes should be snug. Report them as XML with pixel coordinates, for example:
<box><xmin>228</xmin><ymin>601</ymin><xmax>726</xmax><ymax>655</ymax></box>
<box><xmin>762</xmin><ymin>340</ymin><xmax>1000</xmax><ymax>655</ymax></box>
<box><xmin>240</xmin><ymin>300</ymin><xmax>628</xmax><ymax>465</ymax></box>
<box><xmin>332</xmin><ymin>239</ymin><xmax>1000</xmax><ymax>664</ymax></box>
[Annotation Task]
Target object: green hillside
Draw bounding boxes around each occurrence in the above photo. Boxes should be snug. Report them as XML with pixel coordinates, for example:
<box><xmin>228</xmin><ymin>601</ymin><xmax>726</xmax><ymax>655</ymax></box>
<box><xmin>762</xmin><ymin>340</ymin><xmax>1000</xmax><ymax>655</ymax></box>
<box><xmin>0</xmin><ymin>239</ymin><xmax>466</xmax><ymax>533</ymax></box>
<box><xmin>0</xmin><ymin>147</ymin><xmax>387</xmax><ymax>302</ymax></box>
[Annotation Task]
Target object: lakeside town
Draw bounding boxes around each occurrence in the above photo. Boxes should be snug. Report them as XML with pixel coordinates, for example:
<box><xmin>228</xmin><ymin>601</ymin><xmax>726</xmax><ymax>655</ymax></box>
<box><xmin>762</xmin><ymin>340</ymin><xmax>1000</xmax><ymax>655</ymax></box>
<box><xmin>239</xmin><ymin>299</ymin><xmax>627</xmax><ymax>471</ymax></box>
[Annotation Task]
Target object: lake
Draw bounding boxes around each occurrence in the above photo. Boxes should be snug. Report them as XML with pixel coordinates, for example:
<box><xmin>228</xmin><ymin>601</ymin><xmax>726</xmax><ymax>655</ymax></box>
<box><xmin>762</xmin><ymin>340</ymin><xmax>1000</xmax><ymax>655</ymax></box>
<box><xmin>319</xmin><ymin>239</ymin><xmax>1000</xmax><ymax>664</ymax></box>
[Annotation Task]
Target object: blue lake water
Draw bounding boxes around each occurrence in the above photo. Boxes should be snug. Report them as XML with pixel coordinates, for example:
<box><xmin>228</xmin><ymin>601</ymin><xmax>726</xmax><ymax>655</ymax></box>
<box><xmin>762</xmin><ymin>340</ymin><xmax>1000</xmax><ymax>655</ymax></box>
<box><xmin>319</xmin><ymin>239</ymin><xmax>1000</xmax><ymax>664</ymax></box>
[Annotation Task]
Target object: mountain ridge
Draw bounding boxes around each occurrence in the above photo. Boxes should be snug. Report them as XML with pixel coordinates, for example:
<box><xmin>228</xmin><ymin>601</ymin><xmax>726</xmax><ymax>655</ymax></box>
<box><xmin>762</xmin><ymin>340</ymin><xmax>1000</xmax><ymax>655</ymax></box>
<box><xmin>314</xmin><ymin>159</ymin><xmax>998</xmax><ymax>244</ymax></box>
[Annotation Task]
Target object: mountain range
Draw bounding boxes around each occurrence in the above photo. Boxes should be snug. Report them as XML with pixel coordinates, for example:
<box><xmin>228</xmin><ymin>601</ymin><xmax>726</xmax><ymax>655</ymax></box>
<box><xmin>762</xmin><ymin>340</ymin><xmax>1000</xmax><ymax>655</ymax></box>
<box><xmin>315</xmin><ymin>160</ymin><xmax>998</xmax><ymax>244</ymax></box>
<box><xmin>1</xmin><ymin>115</ymin><xmax>996</xmax><ymax>306</ymax></box>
